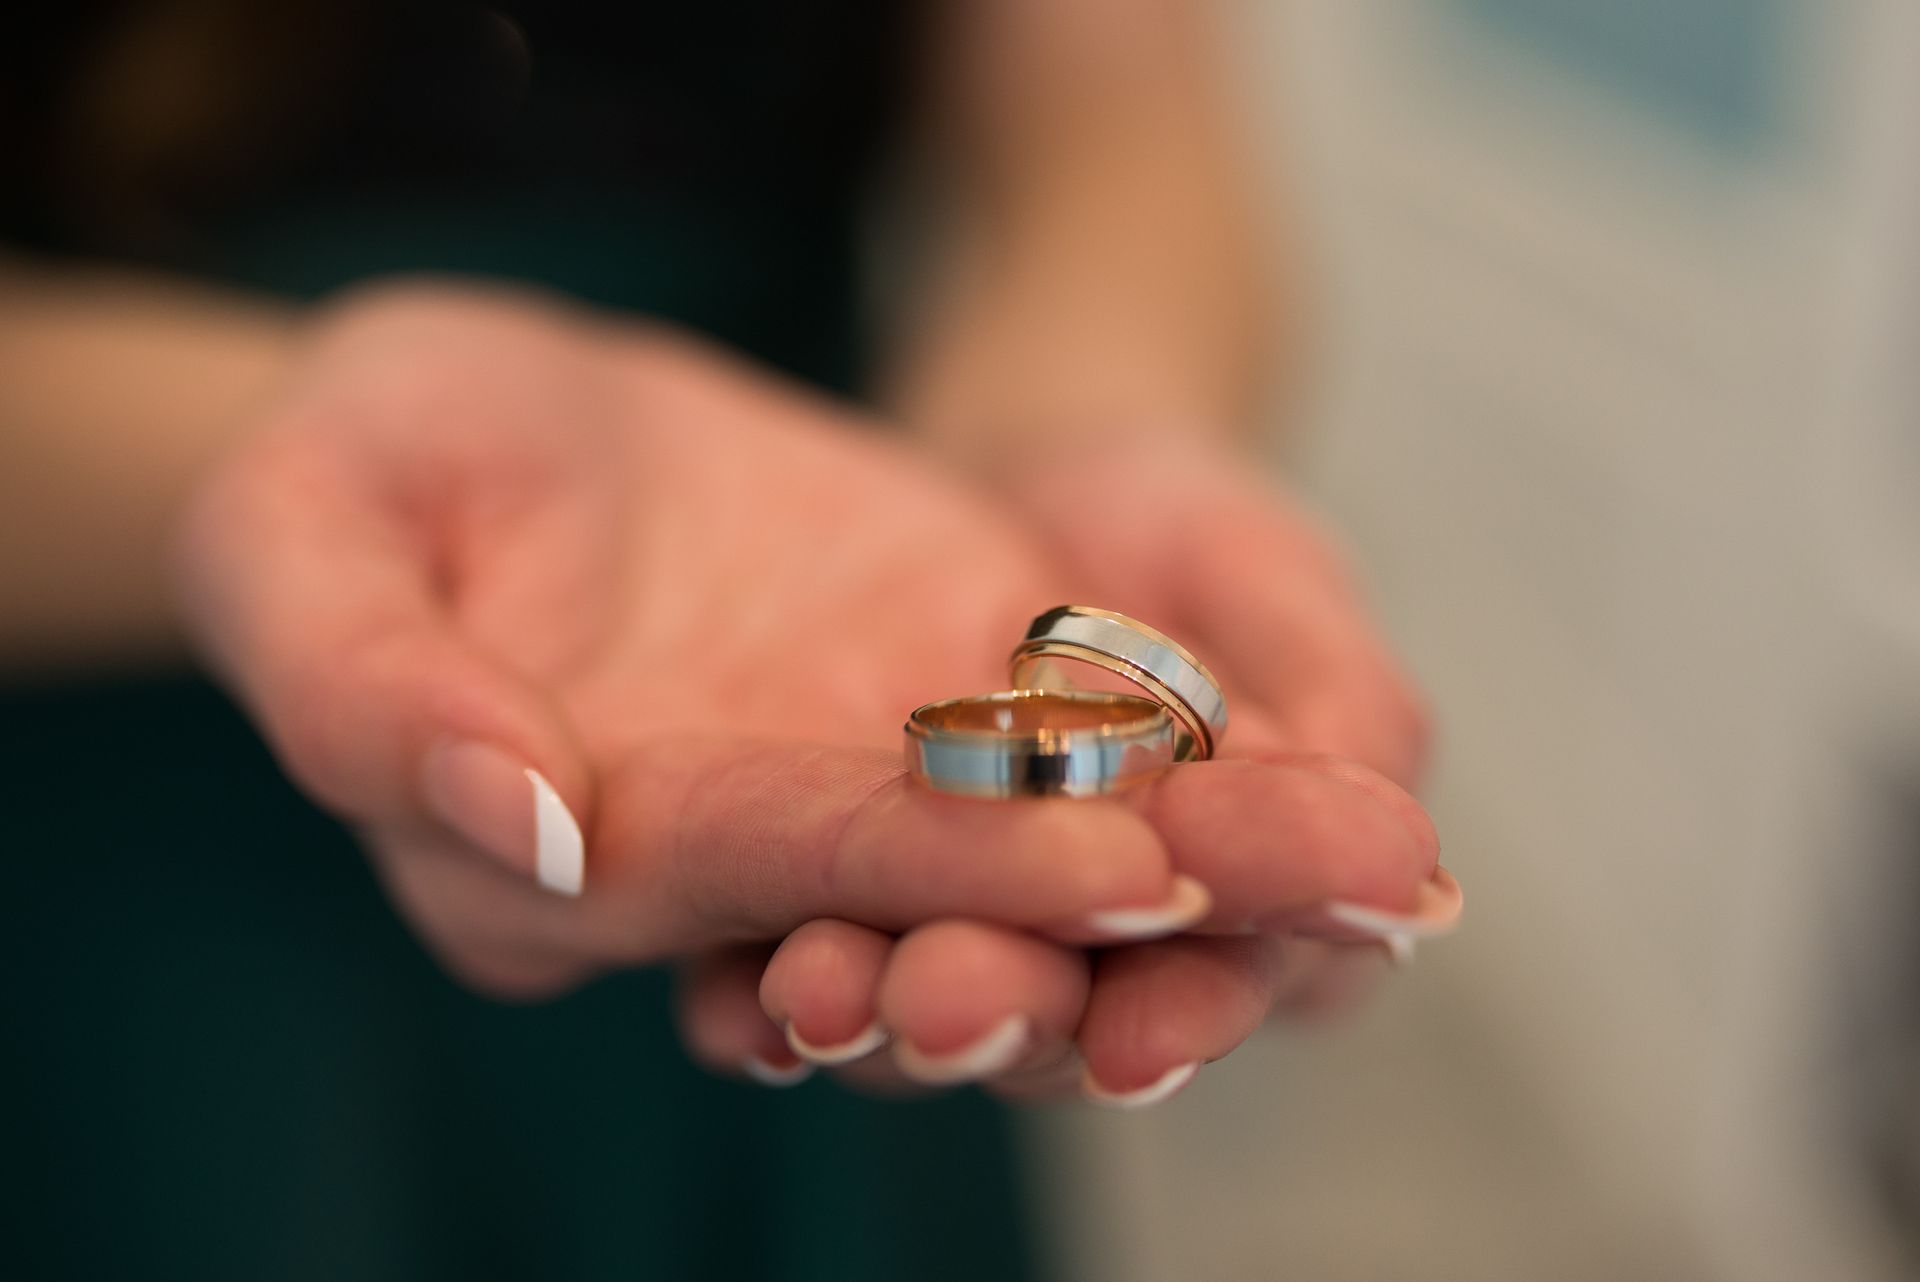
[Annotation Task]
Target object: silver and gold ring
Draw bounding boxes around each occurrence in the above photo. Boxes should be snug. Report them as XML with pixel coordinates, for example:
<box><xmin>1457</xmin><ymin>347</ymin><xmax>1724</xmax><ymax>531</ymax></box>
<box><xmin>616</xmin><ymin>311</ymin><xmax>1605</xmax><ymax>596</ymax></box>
<box><xmin>904</xmin><ymin>690</ymin><xmax>1174</xmax><ymax>799</ymax></box>
<box><xmin>905</xmin><ymin>606</ymin><xmax>1228</xmax><ymax>799</ymax></box>
<box><xmin>1011</xmin><ymin>605</ymin><xmax>1227</xmax><ymax>762</ymax></box>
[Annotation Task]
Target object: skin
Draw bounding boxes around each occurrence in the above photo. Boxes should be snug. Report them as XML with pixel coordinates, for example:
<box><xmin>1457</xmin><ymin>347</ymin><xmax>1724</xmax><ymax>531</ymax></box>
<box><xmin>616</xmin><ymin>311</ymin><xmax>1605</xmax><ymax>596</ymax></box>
<box><xmin>0</xmin><ymin>0</ymin><xmax>1446</xmax><ymax>1103</ymax></box>
<box><xmin>746</xmin><ymin>438</ymin><xmax>1435</xmax><ymax>1096</ymax></box>
<box><xmin>176</xmin><ymin>286</ymin><xmax>1438</xmax><ymax>1072</ymax></box>
<box><xmin>682</xmin><ymin>0</ymin><xmax>1439</xmax><ymax>1096</ymax></box>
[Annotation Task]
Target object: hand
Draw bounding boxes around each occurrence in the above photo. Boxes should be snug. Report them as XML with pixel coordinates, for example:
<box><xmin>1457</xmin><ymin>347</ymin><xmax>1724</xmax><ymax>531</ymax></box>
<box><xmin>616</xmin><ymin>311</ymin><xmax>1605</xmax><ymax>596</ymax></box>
<box><xmin>708</xmin><ymin>437</ymin><xmax>1460</xmax><ymax>1103</ymax></box>
<box><xmin>175</xmin><ymin>286</ymin><xmax>1437</xmax><ymax>1087</ymax></box>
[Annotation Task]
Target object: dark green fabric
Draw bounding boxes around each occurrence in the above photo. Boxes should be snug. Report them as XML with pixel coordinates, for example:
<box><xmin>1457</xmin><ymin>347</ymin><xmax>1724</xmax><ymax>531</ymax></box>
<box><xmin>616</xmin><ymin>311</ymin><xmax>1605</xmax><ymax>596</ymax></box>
<box><xmin>0</xmin><ymin>34</ymin><xmax>1038</xmax><ymax>1272</ymax></box>
<box><xmin>205</xmin><ymin>191</ymin><xmax>871</xmax><ymax>398</ymax></box>
<box><xmin>3</xmin><ymin>676</ymin><xmax>1037</xmax><ymax>1281</ymax></box>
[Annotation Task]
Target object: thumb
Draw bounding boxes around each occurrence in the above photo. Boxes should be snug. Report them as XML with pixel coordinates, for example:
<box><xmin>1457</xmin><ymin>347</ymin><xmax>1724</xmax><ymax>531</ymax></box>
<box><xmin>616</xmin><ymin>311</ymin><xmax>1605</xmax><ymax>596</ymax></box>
<box><xmin>174</xmin><ymin>433</ymin><xmax>591</xmax><ymax>895</ymax></box>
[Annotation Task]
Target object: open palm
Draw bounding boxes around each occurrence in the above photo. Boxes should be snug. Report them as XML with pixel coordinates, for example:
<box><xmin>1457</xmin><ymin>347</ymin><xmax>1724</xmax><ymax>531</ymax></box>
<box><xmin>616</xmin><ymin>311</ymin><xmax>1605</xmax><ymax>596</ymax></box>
<box><xmin>178</xmin><ymin>285</ymin><xmax>1443</xmax><ymax>1098</ymax></box>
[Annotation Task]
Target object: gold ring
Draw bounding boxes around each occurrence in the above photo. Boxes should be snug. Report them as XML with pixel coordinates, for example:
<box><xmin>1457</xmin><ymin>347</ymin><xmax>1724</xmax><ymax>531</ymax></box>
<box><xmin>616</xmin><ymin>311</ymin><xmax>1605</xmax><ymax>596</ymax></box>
<box><xmin>1010</xmin><ymin>605</ymin><xmax>1228</xmax><ymax>762</ymax></box>
<box><xmin>904</xmin><ymin>690</ymin><xmax>1175</xmax><ymax>798</ymax></box>
<box><xmin>904</xmin><ymin>606</ymin><xmax>1229</xmax><ymax>798</ymax></box>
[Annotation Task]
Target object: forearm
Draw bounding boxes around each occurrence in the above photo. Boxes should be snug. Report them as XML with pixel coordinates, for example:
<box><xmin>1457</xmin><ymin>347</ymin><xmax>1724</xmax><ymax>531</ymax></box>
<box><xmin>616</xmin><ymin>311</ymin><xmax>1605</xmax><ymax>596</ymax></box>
<box><xmin>890</xmin><ymin>0</ymin><xmax>1282</xmax><ymax>467</ymax></box>
<box><xmin>0</xmin><ymin>256</ymin><xmax>297</xmax><ymax>669</ymax></box>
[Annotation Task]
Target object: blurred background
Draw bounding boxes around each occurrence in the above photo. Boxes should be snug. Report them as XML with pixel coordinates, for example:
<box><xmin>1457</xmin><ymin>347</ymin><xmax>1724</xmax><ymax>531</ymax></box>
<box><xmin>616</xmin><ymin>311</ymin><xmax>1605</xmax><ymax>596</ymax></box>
<box><xmin>7</xmin><ymin>1</ymin><xmax>1918</xmax><ymax>1279</ymax></box>
<box><xmin>1031</xmin><ymin>2</ymin><xmax>1920</xmax><ymax>1279</ymax></box>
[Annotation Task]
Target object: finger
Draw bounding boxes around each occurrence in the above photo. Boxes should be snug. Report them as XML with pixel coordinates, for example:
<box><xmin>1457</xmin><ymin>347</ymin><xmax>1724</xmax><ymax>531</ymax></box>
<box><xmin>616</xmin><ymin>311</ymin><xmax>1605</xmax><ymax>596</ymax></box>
<box><xmin>819</xmin><ymin>1056</ymin><xmax>940</xmax><ymax>1097</ymax></box>
<box><xmin>373</xmin><ymin>737</ymin><xmax>1445</xmax><ymax>979</ymax></box>
<box><xmin>676</xmin><ymin>945</ymin><xmax>813</xmax><ymax>1088</ymax></box>
<box><xmin>983</xmin><ymin>1056</ymin><xmax>1088</xmax><ymax>1103</ymax></box>
<box><xmin>1269</xmin><ymin>942</ymin><xmax>1395</xmax><ymax>1023</ymax></box>
<box><xmin>1283</xmin><ymin>863</ymin><xmax>1466</xmax><ymax>958</ymax></box>
<box><xmin>765</xmin><ymin>935</ymin><xmax>1392</xmax><ymax>1105</ymax></box>
<box><xmin>876</xmin><ymin>920</ymin><xmax>1090</xmax><ymax>1086</ymax></box>
<box><xmin>584</xmin><ymin>742</ymin><xmax>1433</xmax><ymax>960</ymax></box>
<box><xmin>177</xmin><ymin>435</ymin><xmax>593</xmax><ymax>896</ymax></box>
<box><xmin>579</xmin><ymin>738</ymin><xmax>1205</xmax><ymax>957</ymax></box>
<box><xmin>759</xmin><ymin>919</ymin><xmax>894</xmax><ymax>1065</ymax></box>
<box><xmin>1123</xmin><ymin>754</ymin><xmax>1441</xmax><ymax>933</ymax></box>
<box><xmin>1075</xmin><ymin>934</ymin><xmax>1310</xmax><ymax>1109</ymax></box>
<box><xmin>363</xmin><ymin>826</ymin><xmax>598</xmax><ymax>1000</ymax></box>
<box><xmin>761</xmin><ymin>918</ymin><xmax>1092</xmax><ymax>1096</ymax></box>
<box><xmin>1175</xmin><ymin>497</ymin><xmax>1431</xmax><ymax>787</ymax></box>
<box><xmin>1205</xmin><ymin>593</ymin><xmax>1429</xmax><ymax>791</ymax></box>
<box><xmin>755</xmin><ymin>922</ymin><xmax>934</xmax><ymax>1097</ymax></box>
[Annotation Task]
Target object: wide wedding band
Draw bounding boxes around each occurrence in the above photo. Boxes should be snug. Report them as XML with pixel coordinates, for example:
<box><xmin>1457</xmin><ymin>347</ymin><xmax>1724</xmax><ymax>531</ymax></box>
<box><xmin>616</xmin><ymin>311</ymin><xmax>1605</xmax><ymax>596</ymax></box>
<box><xmin>904</xmin><ymin>690</ymin><xmax>1175</xmax><ymax>799</ymax></box>
<box><xmin>1010</xmin><ymin>606</ymin><xmax>1228</xmax><ymax>762</ymax></box>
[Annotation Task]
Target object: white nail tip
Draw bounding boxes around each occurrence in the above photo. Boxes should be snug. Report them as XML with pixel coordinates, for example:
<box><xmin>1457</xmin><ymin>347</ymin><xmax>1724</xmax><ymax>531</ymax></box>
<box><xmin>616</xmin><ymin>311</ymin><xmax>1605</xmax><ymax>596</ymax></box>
<box><xmin>893</xmin><ymin>1014</ymin><xmax>1030</xmax><ymax>1084</ymax></box>
<box><xmin>743</xmin><ymin>1057</ymin><xmax>814</xmax><ymax>1088</ymax></box>
<box><xmin>1083</xmin><ymin>1061</ymin><xmax>1200</xmax><ymax>1110</ymax></box>
<box><xmin>526</xmin><ymin>768</ymin><xmax>584</xmax><ymax>897</ymax></box>
<box><xmin>786</xmin><ymin>1021</ymin><xmax>890</xmax><ymax>1066</ymax></box>
<box><xmin>1321</xmin><ymin>900</ymin><xmax>1454</xmax><ymax>941</ymax></box>
<box><xmin>1085</xmin><ymin>876</ymin><xmax>1212</xmax><ymax>940</ymax></box>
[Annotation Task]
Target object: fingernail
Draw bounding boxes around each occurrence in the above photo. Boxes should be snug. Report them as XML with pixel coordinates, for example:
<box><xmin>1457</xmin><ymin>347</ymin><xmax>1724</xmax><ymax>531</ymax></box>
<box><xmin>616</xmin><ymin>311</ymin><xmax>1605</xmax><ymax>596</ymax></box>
<box><xmin>743</xmin><ymin>1055</ymin><xmax>814</xmax><ymax>1088</ymax></box>
<box><xmin>1318</xmin><ymin>915</ymin><xmax>1421</xmax><ymax>966</ymax></box>
<box><xmin>1321</xmin><ymin>865</ymin><xmax>1464</xmax><ymax>959</ymax></box>
<box><xmin>1279</xmin><ymin>943</ymin><xmax>1396</xmax><ymax>1019</ymax></box>
<box><xmin>1085</xmin><ymin>875</ymin><xmax>1212</xmax><ymax>941</ymax></box>
<box><xmin>1082</xmin><ymin>1061</ymin><xmax>1200</xmax><ymax>1110</ymax></box>
<box><xmin>893</xmin><ymin>1014</ymin><xmax>1030</xmax><ymax>1084</ymax></box>
<box><xmin>421</xmin><ymin>739</ymin><xmax>584</xmax><ymax>896</ymax></box>
<box><xmin>786</xmin><ymin>1020</ymin><xmax>889</xmax><ymax>1066</ymax></box>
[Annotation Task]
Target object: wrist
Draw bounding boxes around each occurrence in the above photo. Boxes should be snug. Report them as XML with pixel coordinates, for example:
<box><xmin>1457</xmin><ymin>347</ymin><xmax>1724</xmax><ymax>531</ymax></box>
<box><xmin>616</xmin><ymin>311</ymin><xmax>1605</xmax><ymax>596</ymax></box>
<box><xmin>0</xmin><ymin>268</ymin><xmax>303</xmax><ymax>671</ymax></box>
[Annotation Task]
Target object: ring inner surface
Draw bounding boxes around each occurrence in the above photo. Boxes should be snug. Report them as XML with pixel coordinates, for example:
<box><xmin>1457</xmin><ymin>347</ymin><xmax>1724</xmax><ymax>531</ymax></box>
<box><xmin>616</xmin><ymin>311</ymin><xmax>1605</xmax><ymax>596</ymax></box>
<box><xmin>1010</xmin><ymin>646</ymin><xmax>1213</xmax><ymax>760</ymax></box>
<box><xmin>914</xmin><ymin>691</ymin><xmax>1164</xmax><ymax>739</ymax></box>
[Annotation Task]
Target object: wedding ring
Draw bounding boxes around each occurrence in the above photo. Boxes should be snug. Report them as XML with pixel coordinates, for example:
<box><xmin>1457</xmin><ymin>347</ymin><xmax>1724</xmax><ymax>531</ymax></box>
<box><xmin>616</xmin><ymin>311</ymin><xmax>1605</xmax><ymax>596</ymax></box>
<box><xmin>1009</xmin><ymin>606</ymin><xmax>1228</xmax><ymax>762</ymax></box>
<box><xmin>904</xmin><ymin>606</ymin><xmax>1227</xmax><ymax>799</ymax></box>
<box><xmin>904</xmin><ymin>690</ymin><xmax>1175</xmax><ymax>799</ymax></box>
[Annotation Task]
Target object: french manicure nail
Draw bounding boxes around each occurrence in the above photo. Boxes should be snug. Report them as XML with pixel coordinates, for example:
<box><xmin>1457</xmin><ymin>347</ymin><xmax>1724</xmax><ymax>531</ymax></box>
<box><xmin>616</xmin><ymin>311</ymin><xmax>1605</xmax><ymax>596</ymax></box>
<box><xmin>743</xmin><ymin>1055</ymin><xmax>814</xmax><ymax>1088</ymax></box>
<box><xmin>786</xmin><ymin>1020</ymin><xmax>890</xmax><ymax>1066</ymax></box>
<box><xmin>1084</xmin><ymin>875</ymin><xmax>1212</xmax><ymax>941</ymax></box>
<box><xmin>1082</xmin><ymin>1061</ymin><xmax>1200</xmax><ymax>1110</ymax></box>
<box><xmin>1321</xmin><ymin>865</ymin><xmax>1464</xmax><ymax>955</ymax></box>
<box><xmin>421</xmin><ymin>739</ymin><xmax>585</xmax><ymax>896</ymax></box>
<box><xmin>893</xmin><ymin>1014</ymin><xmax>1030</xmax><ymax>1084</ymax></box>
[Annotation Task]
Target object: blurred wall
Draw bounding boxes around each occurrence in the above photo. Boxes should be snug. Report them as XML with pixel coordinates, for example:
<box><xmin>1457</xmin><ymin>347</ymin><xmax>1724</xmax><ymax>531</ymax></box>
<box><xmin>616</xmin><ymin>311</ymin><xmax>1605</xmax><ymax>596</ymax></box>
<box><xmin>1029</xmin><ymin>2</ymin><xmax>1920</xmax><ymax>1279</ymax></box>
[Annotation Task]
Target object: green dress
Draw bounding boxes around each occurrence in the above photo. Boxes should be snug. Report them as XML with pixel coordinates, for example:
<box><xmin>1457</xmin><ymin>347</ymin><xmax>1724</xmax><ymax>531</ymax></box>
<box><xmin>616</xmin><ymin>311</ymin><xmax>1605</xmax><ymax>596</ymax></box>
<box><xmin>0</xmin><ymin>5</ymin><xmax>1039</xmax><ymax>1278</ymax></box>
